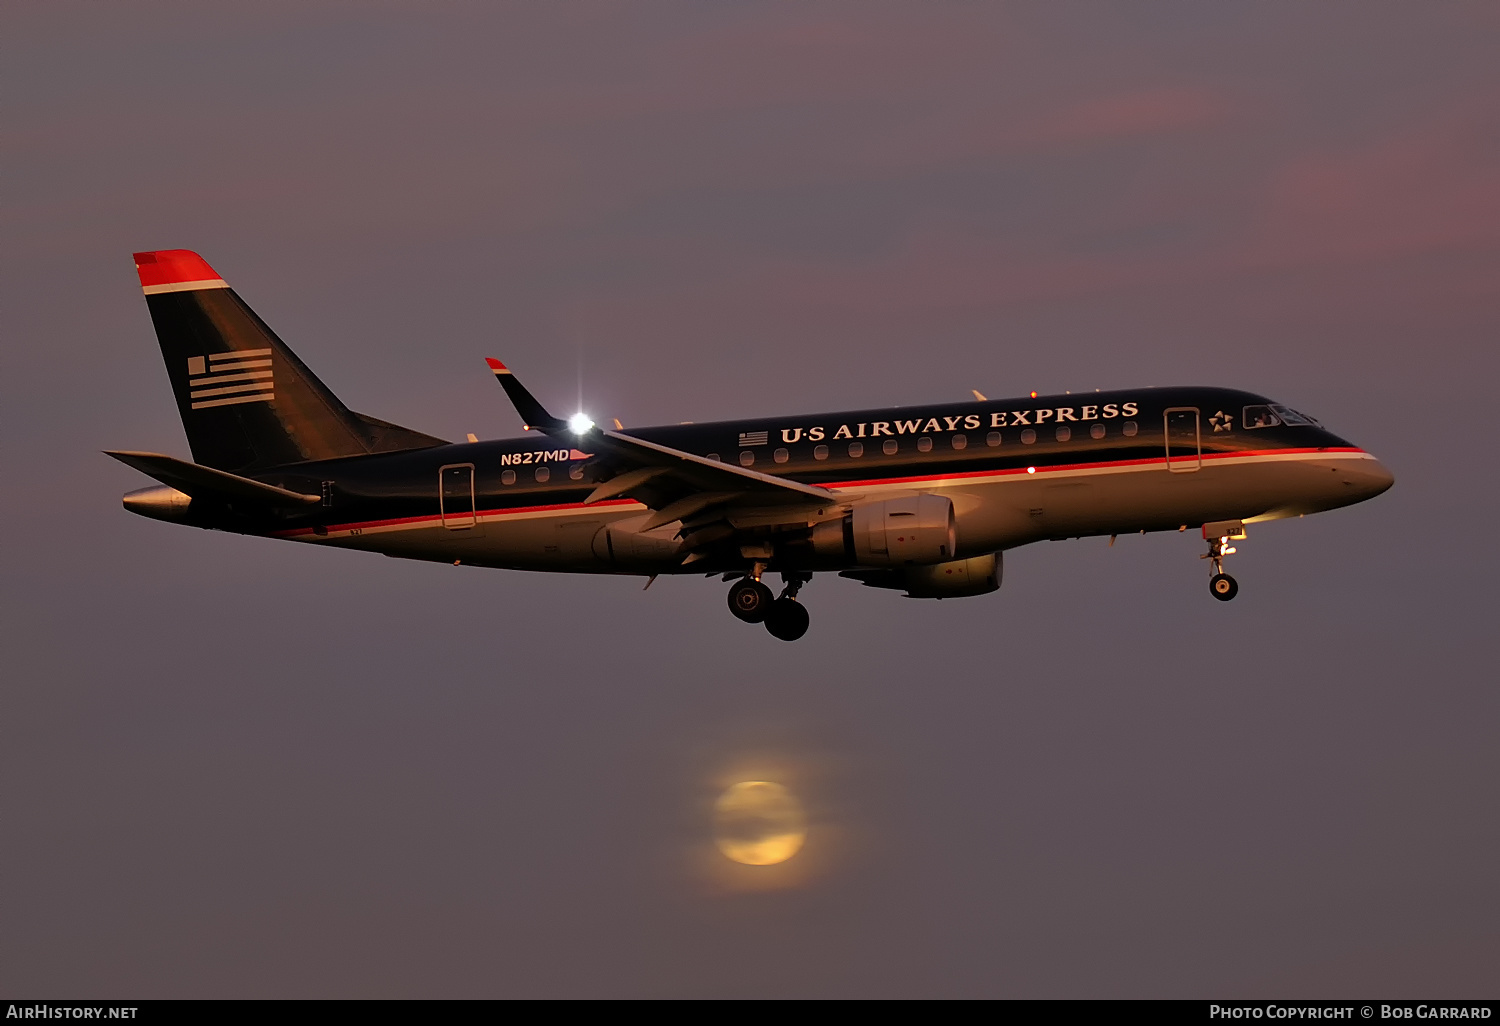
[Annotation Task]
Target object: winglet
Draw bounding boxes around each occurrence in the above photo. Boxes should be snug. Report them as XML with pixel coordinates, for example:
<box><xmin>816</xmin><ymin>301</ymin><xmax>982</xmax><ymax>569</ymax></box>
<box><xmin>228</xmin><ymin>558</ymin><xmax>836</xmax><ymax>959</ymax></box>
<box><xmin>484</xmin><ymin>358</ymin><xmax>568</xmax><ymax>434</ymax></box>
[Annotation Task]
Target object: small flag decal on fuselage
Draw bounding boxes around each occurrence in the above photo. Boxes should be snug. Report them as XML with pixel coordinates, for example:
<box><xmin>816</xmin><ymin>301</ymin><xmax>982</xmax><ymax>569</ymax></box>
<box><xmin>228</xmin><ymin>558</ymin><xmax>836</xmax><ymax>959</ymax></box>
<box><xmin>188</xmin><ymin>349</ymin><xmax>275</xmax><ymax>409</ymax></box>
<box><xmin>737</xmin><ymin>430</ymin><xmax>769</xmax><ymax>447</ymax></box>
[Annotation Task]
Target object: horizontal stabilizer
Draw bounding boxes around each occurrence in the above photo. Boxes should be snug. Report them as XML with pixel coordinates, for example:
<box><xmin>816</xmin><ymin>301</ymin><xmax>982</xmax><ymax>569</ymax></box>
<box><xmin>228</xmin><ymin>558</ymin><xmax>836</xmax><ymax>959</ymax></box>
<box><xmin>105</xmin><ymin>450</ymin><xmax>319</xmax><ymax>506</ymax></box>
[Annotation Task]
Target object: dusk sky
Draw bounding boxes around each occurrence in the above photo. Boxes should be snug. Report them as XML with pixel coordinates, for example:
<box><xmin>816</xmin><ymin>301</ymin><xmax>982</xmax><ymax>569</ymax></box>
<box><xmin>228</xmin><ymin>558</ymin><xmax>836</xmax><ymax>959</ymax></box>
<box><xmin>3</xmin><ymin>3</ymin><xmax>1497</xmax><ymax>997</ymax></box>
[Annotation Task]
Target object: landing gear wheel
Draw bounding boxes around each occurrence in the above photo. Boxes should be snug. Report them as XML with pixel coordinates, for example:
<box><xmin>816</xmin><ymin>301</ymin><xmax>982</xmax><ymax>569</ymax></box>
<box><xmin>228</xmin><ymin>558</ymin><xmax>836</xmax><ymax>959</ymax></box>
<box><xmin>1202</xmin><ymin>527</ymin><xmax>1244</xmax><ymax>602</ymax></box>
<box><xmin>763</xmin><ymin>598</ymin><xmax>810</xmax><ymax>641</ymax></box>
<box><xmin>728</xmin><ymin>579</ymin><xmax>774</xmax><ymax>622</ymax></box>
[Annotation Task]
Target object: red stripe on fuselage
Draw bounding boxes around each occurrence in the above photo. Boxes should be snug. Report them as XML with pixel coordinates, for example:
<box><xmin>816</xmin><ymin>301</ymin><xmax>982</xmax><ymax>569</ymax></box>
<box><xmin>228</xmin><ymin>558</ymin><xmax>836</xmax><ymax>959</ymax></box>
<box><xmin>275</xmin><ymin>446</ymin><xmax>1367</xmax><ymax>539</ymax></box>
<box><xmin>274</xmin><ymin>497</ymin><xmax>641</xmax><ymax>538</ymax></box>
<box><xmin>820</xmin><ymin>446</ymin><xmax>1366</xmax><ymax>490</ymax></box>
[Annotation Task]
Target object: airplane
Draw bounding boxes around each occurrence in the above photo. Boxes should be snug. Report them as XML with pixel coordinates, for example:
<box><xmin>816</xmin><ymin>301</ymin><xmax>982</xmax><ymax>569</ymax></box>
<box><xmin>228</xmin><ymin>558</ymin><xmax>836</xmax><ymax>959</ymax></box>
<box><xmin>111</xmin><ymin>249</ymin><xmax>1394</xmax><ymax>641</ymax></box>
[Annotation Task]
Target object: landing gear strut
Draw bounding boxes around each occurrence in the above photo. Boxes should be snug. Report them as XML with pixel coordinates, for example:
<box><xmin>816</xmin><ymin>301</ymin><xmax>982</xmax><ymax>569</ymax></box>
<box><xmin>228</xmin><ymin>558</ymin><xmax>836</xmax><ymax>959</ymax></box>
<box><xmin>1201</xmin><ymin>520</ymin><xmax>1245</xmax><ymax>602</ymax></box>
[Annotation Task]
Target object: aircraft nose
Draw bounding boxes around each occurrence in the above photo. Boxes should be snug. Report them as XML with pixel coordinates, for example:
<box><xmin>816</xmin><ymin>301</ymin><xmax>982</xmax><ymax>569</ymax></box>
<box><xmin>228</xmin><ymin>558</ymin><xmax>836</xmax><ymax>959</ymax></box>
<box><xmin>1351</xmin><ymin>456</ymin><xmax>1395</xmax><ymax>499</ymax></box>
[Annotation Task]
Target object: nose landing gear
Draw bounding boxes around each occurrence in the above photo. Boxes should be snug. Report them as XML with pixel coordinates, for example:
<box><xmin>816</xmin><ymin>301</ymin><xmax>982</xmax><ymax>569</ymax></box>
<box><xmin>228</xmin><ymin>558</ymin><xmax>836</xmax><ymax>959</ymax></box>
<box><xmin>726</xmin><ymin>569</ymin><xmax>811</xmax><ymax>640</ymax></box>
<box><xmin>1201</xmin><ymin>520</ymin><xmax>1246</xmax><ymax>602</ymax></box>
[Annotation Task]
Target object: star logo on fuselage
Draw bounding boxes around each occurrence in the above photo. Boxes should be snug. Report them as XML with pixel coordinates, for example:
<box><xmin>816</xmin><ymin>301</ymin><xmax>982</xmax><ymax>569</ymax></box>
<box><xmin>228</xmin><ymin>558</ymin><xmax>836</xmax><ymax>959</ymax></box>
<box><xmin>1209</xmin><ymin>410</ymin><xmax>1233</xmax><ymax>433</ymax></box>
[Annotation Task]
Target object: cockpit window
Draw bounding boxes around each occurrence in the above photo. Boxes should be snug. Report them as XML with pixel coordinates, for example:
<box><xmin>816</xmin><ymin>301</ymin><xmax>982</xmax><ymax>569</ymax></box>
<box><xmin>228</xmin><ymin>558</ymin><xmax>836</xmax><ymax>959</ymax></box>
<box><xmin>1243</xmin><ymin>405</ymin><xmax>1280</xmax><ymax>429</ymax></box>
<box><xmin>1244</xmin><ymin>403</ymin><xmax>1319</xmax><ymax>429</ymax></box>
<box><xmin>1271</xmin><ymin>404</ymin><xmax>1319</xmax><ymax>426</ymax></box>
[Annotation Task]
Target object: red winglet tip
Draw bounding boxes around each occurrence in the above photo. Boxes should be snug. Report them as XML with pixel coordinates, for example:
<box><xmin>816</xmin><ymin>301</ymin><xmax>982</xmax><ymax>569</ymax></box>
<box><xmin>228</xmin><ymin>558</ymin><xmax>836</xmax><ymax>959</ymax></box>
<box><xmin>132</xmin><ymin>249</ymin><xmax>224</xmax><ymax>288</ymax></box>
<box><xmin>484</xmin><ymin>358</ymin><xmax>508</xmax><ymax>371</ymax></box>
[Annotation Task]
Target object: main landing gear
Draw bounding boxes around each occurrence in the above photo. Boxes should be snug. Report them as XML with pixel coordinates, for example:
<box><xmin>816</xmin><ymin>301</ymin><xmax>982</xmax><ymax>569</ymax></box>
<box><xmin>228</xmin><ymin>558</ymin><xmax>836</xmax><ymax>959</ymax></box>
<box><xmin>727</xmin><ymin>576</ymin><xmax>774</xmax><ymax>620</ymax></box>
<box><xmin>727</xmin><ymin>568</ymin><xmax>811</xmax><ymax>641</ymax></box>
<box><xmin>1200</xmin><ymin>520</ymin><xmax>1246</xmax><ymax>602</ymax></box>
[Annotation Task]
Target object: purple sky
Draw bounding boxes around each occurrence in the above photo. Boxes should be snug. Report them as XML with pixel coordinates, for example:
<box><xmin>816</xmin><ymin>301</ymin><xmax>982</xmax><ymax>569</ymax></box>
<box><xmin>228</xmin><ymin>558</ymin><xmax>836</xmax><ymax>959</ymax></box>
<box><xmin>2</xmin><ymin>2</ymin><xmax>1497</xmax><ymax>997</ymax></box>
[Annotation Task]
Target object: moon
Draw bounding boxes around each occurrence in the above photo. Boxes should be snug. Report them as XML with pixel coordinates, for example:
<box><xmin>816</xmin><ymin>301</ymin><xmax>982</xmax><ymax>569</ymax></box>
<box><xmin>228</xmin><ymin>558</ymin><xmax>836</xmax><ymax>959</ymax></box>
<box><xmin>714</xmin><ymin>781</ymin><xmax>807</xmax><ymax>866</ymax></box>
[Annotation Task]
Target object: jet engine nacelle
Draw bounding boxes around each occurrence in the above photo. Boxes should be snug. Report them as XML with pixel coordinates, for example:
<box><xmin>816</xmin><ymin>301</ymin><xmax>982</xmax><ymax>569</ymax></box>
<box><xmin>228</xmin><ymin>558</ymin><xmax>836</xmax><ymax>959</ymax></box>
<box><xmin>851</xmin><ymin>494</ymin><xmax>955</xmax><ymax>566</ymax></box>
<box><xmin>902</xmin><ymin>552</ymin><xmax>1001</xmax><ymax>598</ymax></box>
<box><xmin>841</xmin><ymin>552</ymin><xmax>1001</xmax><ymax>599</ymax></box>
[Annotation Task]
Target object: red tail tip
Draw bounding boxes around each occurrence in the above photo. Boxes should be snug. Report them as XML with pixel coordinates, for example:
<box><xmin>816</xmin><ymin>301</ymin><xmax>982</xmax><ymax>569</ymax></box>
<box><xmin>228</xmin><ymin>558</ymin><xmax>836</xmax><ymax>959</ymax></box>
<box><xmin>484</xmin><ymin>358</ymin><xmax>508</xmax><ymax>372</ymax></box>
<box><xmin>133</xmin><ymin>250</ymin><xmax>224</xmax><ymax>289</ymax></box>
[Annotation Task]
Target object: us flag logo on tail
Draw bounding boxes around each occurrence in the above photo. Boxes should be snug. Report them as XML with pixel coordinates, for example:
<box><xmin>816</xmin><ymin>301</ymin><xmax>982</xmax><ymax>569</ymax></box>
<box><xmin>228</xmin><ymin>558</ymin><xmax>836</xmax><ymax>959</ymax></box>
<box><xmin>187</xmin><ymin>349</ymin><xmax>275</xmax><ymax>410</ymax></box>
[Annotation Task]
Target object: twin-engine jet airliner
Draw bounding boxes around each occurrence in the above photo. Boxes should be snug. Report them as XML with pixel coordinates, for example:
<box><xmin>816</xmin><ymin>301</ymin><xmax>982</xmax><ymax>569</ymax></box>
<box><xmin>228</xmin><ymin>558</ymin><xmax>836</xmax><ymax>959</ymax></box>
<box><xmin>112</xmin><ymin>250</ymin><xmax>1393</xmax><ymax>640</ymax></box>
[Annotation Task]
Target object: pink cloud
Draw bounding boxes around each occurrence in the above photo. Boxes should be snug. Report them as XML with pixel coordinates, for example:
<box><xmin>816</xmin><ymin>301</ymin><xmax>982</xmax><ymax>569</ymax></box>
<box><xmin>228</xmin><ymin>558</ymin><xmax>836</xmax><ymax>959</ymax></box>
<box><xmin>557</xmin><ymin>97</ymin><xmax>1500</xmax><ymax>344</ymax></box>
<box><xmin>1250</xmin><ymin>103</ymin><xmax>1500</xmax><ymax>267</ymax></box>
<box><xmin>1033</xmin><ymin>87</ymin><xmax>1225</xmax><ymax>145</ymax></box>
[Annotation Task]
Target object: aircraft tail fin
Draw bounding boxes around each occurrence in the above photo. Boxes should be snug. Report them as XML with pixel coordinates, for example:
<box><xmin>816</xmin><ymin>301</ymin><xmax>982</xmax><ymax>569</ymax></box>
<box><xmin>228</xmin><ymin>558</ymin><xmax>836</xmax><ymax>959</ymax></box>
<box><xmin>132</xmin><ymin>250</ymin><xmax>446</xmax><ymax>473</ymax></box>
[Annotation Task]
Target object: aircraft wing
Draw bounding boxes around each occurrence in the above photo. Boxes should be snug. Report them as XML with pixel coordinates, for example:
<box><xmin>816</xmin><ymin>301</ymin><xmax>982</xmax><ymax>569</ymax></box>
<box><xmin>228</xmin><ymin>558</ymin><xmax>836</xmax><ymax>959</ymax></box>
<box><xmin>582</xmin><ymin>429</ymin><xmax>836</xmax><ymax>507</ymax></box>
<box><xmin>486</xmin><ymin>359</ymin><xmax>843</xmax><ymax>562</ymax></box>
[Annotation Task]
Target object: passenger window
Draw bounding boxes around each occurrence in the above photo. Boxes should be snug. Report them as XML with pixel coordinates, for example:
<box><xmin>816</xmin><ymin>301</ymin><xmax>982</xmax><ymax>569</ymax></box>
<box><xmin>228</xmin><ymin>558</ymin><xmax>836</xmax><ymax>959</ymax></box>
<box><xmin>1122</xmin><ymin>421</ymin><xmax>1138</xmax><ymax>437</ymax></box>
<box><xmin>813</xmin><ymin>444</ymin><xmax>829</xmax><ymax>460</ymax></box>
<box><xmin>952</xmin><ymin>434</ymin><xmax>967</xmax><ymax>450</ymax></box>
<box><xmin>882</xmin><ymin>438</ymin><xmax>898</xmax><ymax>455</ymax></box>
<box><xmin>706</xmin><ymin>453</ymin><xmax>721</xmax><ymax>462</ymax></box>
<box><xmin>917</xmin><ymin>436</ymin><xmax>933</xmax><ymax>452</ymax></box>
<box><xmin>848</xmin><ymin>441</ymin><xmax>864</xmax><ymax>457</ymax></box>
<box><xmin>1055</xmin><ymin>426</ymin><xmax>1071</xmax><ymax>442</ymax></box>
<box><xmin>739</xmin><ymin>451</ymin><xmax>755</xmax><ymax>466</ymax></box>
<box><xmin>774</xmin><ymin>447</ymin><xmax>790</xmax><ymax>463</ymax></box>
<box><xmin>569</xmin><ymin>465</ymin><xmax>584</xmax><ymax>480</ymax></box>
<box><xmin>1090</xmin><ymin>423</ymin><xmax>1105</xmax><ymax>439</ymax></box>
<box><xmin>501</xmin><ymin>469</ymin><xmax>516</xmax><ymax>485</ymax></box>
<box><xmin>986</xmin><ymin>431</ymin><xmax>1001</xmax><ymax>446</ymax></box>
<box><xmin>535</xmin><ymin>465</ymin><xmax>550</xmax><ymax>482</ymax></box>
<box><xmin>1021</xmin><ymin>428</ymin><xmax>1036</xmax><ymax>444</ymax></box>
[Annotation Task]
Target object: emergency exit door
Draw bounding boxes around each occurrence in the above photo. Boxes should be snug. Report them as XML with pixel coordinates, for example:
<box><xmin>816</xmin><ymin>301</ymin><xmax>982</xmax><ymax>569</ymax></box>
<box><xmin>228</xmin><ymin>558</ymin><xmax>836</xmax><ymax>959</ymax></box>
<box><xmin>1164</xmin><ymin>408</ymin><xmax>1201</xmax><ymax>473</ymax></box>
<box><xmin>439</xmin><ymin>464</ymin><xmax>476</xmax><ymax>528</ymax></box>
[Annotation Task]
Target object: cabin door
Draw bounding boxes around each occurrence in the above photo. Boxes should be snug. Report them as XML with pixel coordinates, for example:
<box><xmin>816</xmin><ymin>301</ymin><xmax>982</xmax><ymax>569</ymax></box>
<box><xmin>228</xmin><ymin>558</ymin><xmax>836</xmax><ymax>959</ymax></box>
<box><xmin>1164</xmin><ymin>408</ymin><xmax>1201</xmax><ymax>473</ymax></box>
<box><xmin>439</xmin><ymin>464</ymin><xmax>477</xmax><ymax>529</ymax></box>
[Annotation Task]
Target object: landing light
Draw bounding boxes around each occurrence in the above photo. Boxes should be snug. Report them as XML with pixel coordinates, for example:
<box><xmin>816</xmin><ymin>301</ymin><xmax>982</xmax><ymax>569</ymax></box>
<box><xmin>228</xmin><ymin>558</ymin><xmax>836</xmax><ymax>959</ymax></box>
<box><xmin>568</xmin><ymin>412</ymin><xmax>595</xmax><ymax>435</ymax></box>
